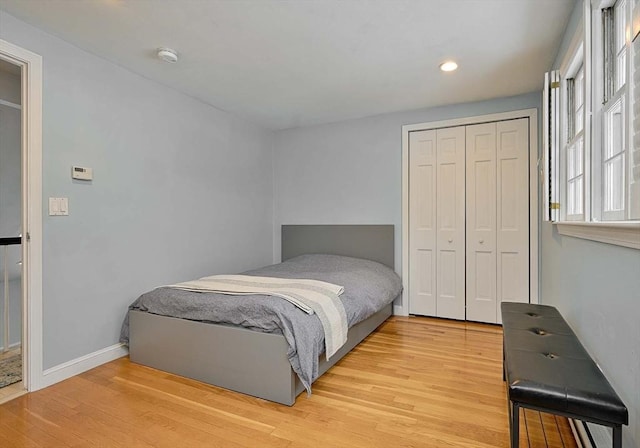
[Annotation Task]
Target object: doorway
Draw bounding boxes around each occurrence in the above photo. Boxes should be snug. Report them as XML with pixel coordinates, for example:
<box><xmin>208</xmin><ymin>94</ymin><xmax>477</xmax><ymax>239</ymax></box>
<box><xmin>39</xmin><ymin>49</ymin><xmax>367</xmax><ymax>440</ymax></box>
<box><xmin>0</xmin><ymin>38</ymin><xmax>43</xmax><ymax>401</ymax></box>
<box><xmin>0</xmin><ymin>58</ymin><xmax>23</xmax><ymax>399</ymax></box>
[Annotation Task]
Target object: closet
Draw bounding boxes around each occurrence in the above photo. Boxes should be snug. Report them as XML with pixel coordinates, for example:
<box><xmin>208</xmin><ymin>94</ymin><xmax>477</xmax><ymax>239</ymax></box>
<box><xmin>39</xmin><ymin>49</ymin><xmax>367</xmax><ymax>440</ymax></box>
<box><xmin>408</xmin><ymin>118</ymin><xmax>530</xmax><ymax>324</ymax></box>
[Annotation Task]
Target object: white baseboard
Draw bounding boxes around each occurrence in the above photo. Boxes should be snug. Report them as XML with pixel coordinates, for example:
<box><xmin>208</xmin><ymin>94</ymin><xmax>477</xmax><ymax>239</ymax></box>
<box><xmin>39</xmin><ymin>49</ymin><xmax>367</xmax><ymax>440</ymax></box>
<box><xmin>569</xmin><ymin>419</ymin><xmax>589</xmax><ymax>448</ymax></box>
<box><xmin>571</xmin><ymin>419</ymin><xmax>613</xmax><ymax>448</ymax></box>
<box><xmin>38</xmin><ymin>343</ymin><xmax>129</xmax><ymax>389</ymax></box>
<box><xmin>0</xmin><ymin>341</ymin><xmax>22</xmax><ymax>351</ymax></box>
<box><xmin>393</xmin><ymin>304</ymin><xmax>408</xmax><ymax>316</ymax></box>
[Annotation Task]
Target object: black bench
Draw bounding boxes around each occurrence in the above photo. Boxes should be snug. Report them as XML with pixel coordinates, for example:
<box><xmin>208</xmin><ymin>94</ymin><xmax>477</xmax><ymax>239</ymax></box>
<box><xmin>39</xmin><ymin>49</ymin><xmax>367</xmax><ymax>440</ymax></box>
<box><xmin>501</xmin><ymin>302</ymin><xmax>628</xmax><ymax>448</ymax></box>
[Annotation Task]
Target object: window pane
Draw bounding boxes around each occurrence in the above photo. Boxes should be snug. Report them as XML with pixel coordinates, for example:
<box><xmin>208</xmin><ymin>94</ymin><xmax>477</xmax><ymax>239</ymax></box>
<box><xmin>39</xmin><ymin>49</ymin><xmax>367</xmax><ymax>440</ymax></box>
<box><xmin>612</xmin><ymin>107</ymin><xmax>622</xmax><ymax>157</ymax></box>
<box><xmin>567</xmin><ymin>176</ymin><xmax>584</xmax><ymax>216</ymax></box>
<box><xmin>567</xmin><ymin>78</ymin><xmax>575</xmax><ymax>139</ymax></box>
<box><xmin>575</xmin><ymin>105</ymin><xmax>584</xmax><ymax>134</ymax></box>
<box><xmin>567</xmin><ymin>138</ymin><xmax>584</xmax><ymax>182</ymax></box>
<box><xmin>575</xmin><ymin>137</ymin><xmax>583</xmax><ymax>177</ymax></box>
<box><xmin>566</xmin><ymin>134</ymin><xmax>584</xmax><ymax>217</ymax></box>
<box><xmin>575</xmin><ymin>176</ymin><xmax>583</xmax><ymax>214</ymax></box>
<box><xmin>616</xmin><ymin>49</ymin><xmax>626</xmax><ymax>90</ymax></box>
<box><xmin>575</xmin><ymin>67</ymin><xmax>584</xmax><ymax>108</ymax></box>
<box><xmin>603</xmin><ymin>7</ymin><xmax>615</xmax><ymax>102</ymax></box>
<box><xmin>616</xmin><ymin>0</ymin><xmax>626</xmax><ymax>52</ymax></box>
<box><xmin>569</xmin><ymin>66</ymin><xmax>584</xmax><ymax>138</ymax></box>
<box><xmin>615</xmin><ymin>0</ymin><xmax>627</xmax><ymax>90</ymax></box>
<box><xmin>568</xmin><ymin>179</ymin><xmax>575</xmax><ymax>214</ymax></box>
<box><xmin>605</xmin><ymin>98</ymin><xmax>624</xmax><ymax>159</ymax></box>
<box><xmin>604</xmin><ymin>154</ymin><xmax>625</xmax><ymax>211</ymax></box>
<box><xmin>568</xmin><ymin>143</ymin><xmax>575</xmax><ymax>179</ymax></box>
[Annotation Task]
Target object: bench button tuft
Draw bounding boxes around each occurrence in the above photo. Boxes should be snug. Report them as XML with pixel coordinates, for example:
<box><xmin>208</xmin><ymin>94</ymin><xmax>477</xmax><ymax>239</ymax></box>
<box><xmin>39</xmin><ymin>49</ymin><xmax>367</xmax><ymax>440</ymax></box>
<box><xmin>530</xmin><ymin>328</ymin><xmax>548</xmax><ymax>335</ymax></box>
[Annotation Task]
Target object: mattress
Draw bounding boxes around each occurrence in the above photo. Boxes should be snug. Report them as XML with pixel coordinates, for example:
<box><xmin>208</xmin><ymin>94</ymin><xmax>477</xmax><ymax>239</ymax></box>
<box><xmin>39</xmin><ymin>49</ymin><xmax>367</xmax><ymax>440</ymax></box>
<box><xmin>120</xmin><ymin>254</ymin><xmax>402</xmax><ymax>391</ymax></box>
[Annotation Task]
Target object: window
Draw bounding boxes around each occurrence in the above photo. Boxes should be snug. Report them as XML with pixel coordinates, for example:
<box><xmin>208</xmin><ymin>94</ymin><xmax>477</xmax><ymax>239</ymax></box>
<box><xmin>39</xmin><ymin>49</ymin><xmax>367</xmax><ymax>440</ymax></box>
<box><xmin>543</xmin><ymin>0</ymin><xmax>640</xmax><ymax>249</ymax></box>
<box><xmin>602</xmin><ymin>96</ymin><xmax>625</xmax><ymax>218</ymax></box>
<box><xmin>615</xmin><ymin>2</ymin><xmax>627</xmax><ymax>90</ymax></box>
<box><xmin>633</xmin><ymin>4</ymin><xmax>640</xmax><ymax>220</ymax></box>
<box><xmin>595</xmin><ymin>0</ymin><xmax>630</xmax><ymax>221</ymax></box>
<box><xmin>565</xmin><ymin>64</ymin><xmax>586</xmax><ymax>220</ymax></box>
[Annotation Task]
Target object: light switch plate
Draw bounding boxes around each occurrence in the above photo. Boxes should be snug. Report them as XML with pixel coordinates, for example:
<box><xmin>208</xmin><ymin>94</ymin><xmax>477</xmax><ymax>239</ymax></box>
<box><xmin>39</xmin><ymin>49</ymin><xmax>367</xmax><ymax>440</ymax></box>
<box><xmin>48</xmin><ymin>197</ymin><xmax>58</xmax><ymax>216</ymax></box>
<box><xmin>49</xmin><ymin>197</ymin><xmax>69</xmax><ymax>216</ymax></box>
<box><xmin>59</xmin><ymin>197</ymin><xmax>68</xmax><ymax>215</ymax></box>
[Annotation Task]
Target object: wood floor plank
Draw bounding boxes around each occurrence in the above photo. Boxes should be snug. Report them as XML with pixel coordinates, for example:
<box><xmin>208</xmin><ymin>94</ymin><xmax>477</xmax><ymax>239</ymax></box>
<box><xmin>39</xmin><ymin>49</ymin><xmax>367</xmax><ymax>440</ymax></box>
<box><xmin>0</xmin><ymin>316</ymin><xmax>577</xmax><ymax>447</ymax></box>
<box><xmin>558</xmin><ymin>415</ymin><xmax>578</xmax><ymax>446</ymax></box>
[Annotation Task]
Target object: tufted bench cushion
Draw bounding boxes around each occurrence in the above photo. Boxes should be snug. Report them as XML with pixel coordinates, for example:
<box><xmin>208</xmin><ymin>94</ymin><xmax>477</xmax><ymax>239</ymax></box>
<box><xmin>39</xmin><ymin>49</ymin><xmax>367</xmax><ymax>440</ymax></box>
<box><xmin>501</xmin><ymin>302</ymin><xmax>628</xmax><ymax>448</ymax></box>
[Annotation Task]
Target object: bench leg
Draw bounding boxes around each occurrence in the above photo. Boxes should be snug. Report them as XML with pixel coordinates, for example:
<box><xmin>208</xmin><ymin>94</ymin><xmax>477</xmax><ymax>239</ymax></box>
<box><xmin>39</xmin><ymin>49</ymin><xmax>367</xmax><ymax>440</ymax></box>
<box><xmin>612</xmin><ymin>425</ymin><xmax>622</xmax><ymax>448</ymax></box>
<box><xmin>510</xmin><ymin>402</ymin><xmax>519</xmax><ymax>448</ymax></box>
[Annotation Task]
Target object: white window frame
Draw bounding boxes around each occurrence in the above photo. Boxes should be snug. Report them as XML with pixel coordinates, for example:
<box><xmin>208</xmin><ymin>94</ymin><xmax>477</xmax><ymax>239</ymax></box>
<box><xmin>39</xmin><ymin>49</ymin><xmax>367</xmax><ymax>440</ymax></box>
<box><xmin>592</xmin><ymin>0</ymin><xmax>632</xmax><ymax>222</ymax></box>
<box><xmin>631</xmin><ymin>0</ymin><xmax>640</xmax><ymax>220</ymax></box>
<box><xmin>552</xmin><ymin>0</ymin><xmax>640</xmax><ymax>249</ymax></box>
<box><xmin>559</xmin><ymin>23</ymin><xmax>589</xmax><ymax>222</ymax></box>
<box><xmin>562</xmin><ymin>57</ymin><xmax>587</xmax><ymax>221</ymax></box>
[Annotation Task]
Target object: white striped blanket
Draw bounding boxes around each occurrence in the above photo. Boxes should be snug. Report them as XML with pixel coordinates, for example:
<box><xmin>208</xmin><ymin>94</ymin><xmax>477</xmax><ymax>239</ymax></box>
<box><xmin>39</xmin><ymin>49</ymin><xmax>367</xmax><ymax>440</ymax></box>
<box><xmin>166</xmin><ymin>275</ymin><xmax>348</xmax><ymax>360</ymax></box>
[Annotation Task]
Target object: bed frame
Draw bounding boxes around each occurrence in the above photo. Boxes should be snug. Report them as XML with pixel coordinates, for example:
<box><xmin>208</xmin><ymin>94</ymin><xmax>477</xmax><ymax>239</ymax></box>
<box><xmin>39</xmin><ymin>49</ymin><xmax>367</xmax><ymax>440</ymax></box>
<box><xmin>129</xmin><ymin>224</ymin><xmax>395</xmax><ymax>406</ymax></box>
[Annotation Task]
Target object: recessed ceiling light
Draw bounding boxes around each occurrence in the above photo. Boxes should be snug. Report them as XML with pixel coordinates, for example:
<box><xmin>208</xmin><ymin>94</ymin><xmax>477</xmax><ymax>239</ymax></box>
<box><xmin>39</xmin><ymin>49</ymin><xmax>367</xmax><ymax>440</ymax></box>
<box><xmin>440</xmin><ymin>61</ymin><xmax>458</xmax><ymax>72</ymax></box>
<box><xmin>157</xmin><ymin>47</ymin><xmax>178</xmax><ymax>64</ymax></box>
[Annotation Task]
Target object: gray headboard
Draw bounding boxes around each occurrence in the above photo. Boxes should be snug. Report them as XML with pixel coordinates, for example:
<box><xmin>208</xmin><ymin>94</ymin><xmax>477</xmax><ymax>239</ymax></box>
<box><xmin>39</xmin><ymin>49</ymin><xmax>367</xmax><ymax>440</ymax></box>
<box><xmin>281</xmin><ymin>225</ymin><xmax>394</xmax><ymax>269</ymax></box>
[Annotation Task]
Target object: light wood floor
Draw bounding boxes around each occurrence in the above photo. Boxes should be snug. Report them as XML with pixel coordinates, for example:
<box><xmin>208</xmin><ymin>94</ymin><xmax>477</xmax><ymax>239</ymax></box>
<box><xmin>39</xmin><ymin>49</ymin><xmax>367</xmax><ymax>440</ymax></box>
<box><xmin>0</xmin><ymin>317</ymin><xmax>577</xmax><ymax>447</ymax></box>
<box><xmin>0</xmin><ymin>347</ymin><xmax>21</xmax><ymax>361</ymax></box>
<box><xmin>0</xmin><ymin>347</ymin><xmax>25</xmax><ymax>404</ymax></box>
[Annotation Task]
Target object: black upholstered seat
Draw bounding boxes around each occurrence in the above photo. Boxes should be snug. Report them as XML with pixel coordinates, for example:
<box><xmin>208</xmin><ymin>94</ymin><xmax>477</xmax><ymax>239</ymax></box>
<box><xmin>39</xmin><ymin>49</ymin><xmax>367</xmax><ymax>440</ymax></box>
<box><xmin>501</xmin><ymin>302</ymin><xmax>628</xmax><ymax>448</ymax></box>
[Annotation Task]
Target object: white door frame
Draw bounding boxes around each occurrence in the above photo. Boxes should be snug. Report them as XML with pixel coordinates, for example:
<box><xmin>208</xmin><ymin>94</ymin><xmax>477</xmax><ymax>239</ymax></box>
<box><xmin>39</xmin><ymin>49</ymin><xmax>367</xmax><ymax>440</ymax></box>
<box><xmin>400</xmin><ymin>108</ymin><xmax>539</xmax><ymax>317</ymax></box>
<box><xmin>0</xmin><ymin>39</ymin><xmax>43</xmax><ymax>391</ymax></box>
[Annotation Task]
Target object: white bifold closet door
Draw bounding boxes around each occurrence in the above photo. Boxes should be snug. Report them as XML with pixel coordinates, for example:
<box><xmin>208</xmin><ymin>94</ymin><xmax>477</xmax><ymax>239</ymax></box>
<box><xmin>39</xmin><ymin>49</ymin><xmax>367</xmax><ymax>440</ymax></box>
<box><xmin>466</xmin><ymin>118</ymin><xmax>529</xmax><ymax>323</ymax></box>
<box><xmin>409</xmin><ymin>127</ymin><xmax>465</xmax><ymax>319</ymax></box>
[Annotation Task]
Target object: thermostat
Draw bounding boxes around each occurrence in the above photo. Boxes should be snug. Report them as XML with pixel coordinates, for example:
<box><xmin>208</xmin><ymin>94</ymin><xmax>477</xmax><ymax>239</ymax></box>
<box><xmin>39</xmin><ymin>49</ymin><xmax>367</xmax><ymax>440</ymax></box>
<box><xmin>72</xmin><ymin>166</ymin><xmax>93</xmax><ymax>181</ymax></box>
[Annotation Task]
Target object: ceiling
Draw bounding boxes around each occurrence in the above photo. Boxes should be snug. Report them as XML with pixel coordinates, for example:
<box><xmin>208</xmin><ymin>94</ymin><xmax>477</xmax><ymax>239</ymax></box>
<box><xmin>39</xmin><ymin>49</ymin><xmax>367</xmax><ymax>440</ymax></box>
<box><xmin>0</xmin><ymin>0</ymin><xmax>575</xmax><ymax>130</ymax></box>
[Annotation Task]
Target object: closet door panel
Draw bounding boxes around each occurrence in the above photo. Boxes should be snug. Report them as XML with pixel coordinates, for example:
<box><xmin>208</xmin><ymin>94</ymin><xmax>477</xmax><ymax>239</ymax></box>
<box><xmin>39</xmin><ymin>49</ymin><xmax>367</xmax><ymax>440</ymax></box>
<box><xmin>409</xmin><ymin>130</ymin><xmax>437</xmax><ymax>316</ymax></box>
<box><xmin>435</xmin><ymin>127</ymin><xmax>465</xmax><ymax>319</ymax></box>
<box><xmin>410</xmin><ymin>117</ymin><xmax>530</xmax><ymax>323</ymax></box>
<box><xmin>466</xmin><ymin>123</ymin><xmax>497</xmax><ymax>323</ymax></box>
<box><xmin>496</xmin><ymin>119</ymin><xmax>529</xmax><ymax>323</ymax></box>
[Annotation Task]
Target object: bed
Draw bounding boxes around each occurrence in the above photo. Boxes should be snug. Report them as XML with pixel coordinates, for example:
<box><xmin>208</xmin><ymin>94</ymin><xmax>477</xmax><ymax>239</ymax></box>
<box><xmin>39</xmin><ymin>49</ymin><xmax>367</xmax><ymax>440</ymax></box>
<box><xmin>124</xmin><ymin>224</ymin><xmax>399</xmax><ymax>406</ymax></box>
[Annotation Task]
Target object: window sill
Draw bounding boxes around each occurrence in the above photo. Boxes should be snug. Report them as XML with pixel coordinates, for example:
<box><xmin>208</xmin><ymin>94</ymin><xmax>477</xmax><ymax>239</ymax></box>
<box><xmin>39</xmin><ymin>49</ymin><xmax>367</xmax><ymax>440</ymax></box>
<box><xmin>555</xmin><ymin>221</ymin><xmax>640</xmax><ymax>250</ymax></box>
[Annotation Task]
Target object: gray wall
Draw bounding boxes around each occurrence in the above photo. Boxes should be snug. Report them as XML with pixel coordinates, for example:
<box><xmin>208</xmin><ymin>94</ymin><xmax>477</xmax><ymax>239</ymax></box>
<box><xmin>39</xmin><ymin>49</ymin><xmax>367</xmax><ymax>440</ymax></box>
<box><xmin>541</xmin><ymin>225</ymin><xmax>640</xmax><ymax>445</ymax></box>
<box><xmin>540</xmin><ymin>1</ymin><xmax>640</xmax><ymax>446</ymax></box>
<box><xmin>0</xmin><ymin>11</ymin><xmax>275</xmax><ymax>369</ymax></box>
<box><xmin>273</xmin><ymin>91</ymin><xmax>541</xmax><ymax>307</ymax></box>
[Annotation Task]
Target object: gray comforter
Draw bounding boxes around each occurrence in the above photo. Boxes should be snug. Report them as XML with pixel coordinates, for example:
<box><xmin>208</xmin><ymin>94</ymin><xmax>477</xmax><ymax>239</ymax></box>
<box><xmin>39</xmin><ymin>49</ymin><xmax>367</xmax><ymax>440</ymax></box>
<box><xmin>120</xmin><ymin>254</ymin><xmax>402</xmax><ymax>392</ymax></box>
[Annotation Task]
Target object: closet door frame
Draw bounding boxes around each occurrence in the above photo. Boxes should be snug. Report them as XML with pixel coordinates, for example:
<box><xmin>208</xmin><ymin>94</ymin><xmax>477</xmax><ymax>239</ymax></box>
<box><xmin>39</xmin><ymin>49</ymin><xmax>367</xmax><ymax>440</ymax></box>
<box><xmin>399</xmin><ymin>108</ymin><xmax>538</xmax><ymax>317</ymax></box>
